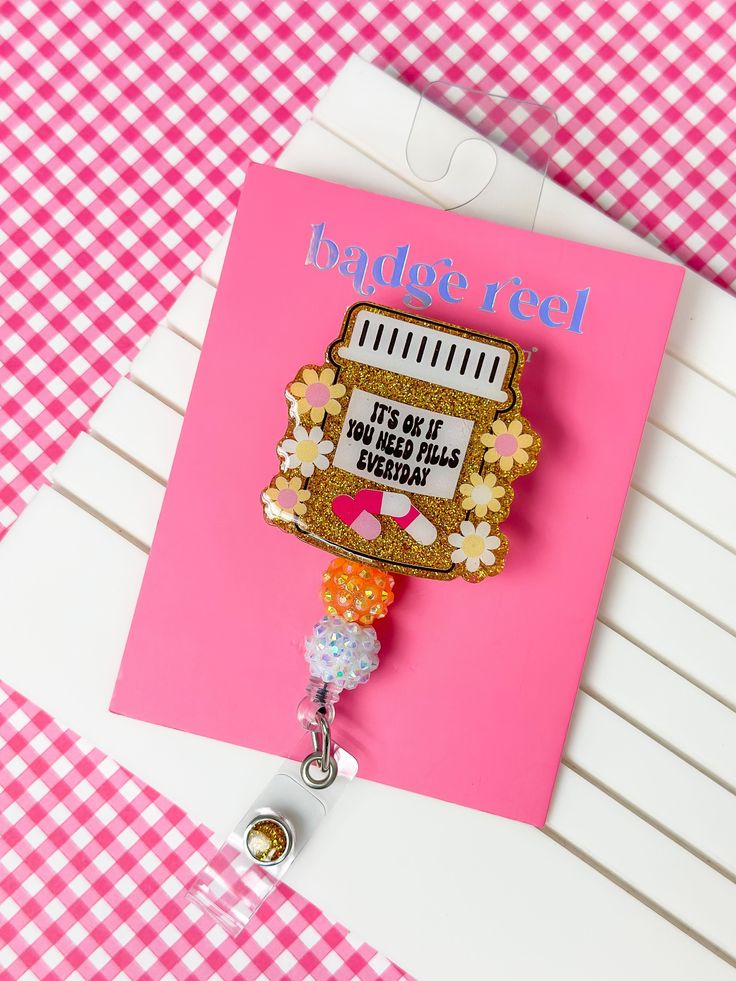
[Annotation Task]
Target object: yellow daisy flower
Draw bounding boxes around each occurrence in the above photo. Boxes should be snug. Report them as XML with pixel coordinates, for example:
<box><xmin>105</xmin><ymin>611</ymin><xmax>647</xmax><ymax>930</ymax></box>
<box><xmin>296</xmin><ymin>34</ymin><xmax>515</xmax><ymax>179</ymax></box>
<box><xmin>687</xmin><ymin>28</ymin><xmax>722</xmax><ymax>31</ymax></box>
<box><xmin>289</xmin><ymin>367</ymin><xmax>346</xmax><ymax>424</ymax></box>
<box><xmin>279</xmin><ymin>425</ymin><xmax>334</xmax><ymax>477</ymax></box>
<box><xmin>459</xmin><ymin>472</ymin><xmax>505</xmax><ymax>517</ymax></box>
<box><xmin>448</xmin><ymin>521</ymin><xmax>500</xmax><ymax>574</ymax></box>
<box><xmin>481</xmin><ymin>418</ymin><xmax>534</xmax><ymax>472</ymax></box>
<box><xmin>264</xmin><ymin>475</ymin><xmax>310</xmax><ymax>521</ymax></box>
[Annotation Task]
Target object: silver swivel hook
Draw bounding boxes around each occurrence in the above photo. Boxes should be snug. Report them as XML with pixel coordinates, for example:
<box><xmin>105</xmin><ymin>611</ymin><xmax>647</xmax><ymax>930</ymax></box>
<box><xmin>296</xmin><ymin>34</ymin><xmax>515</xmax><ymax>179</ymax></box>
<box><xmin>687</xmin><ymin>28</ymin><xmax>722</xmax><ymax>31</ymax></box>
<box><xmin>300</xmin><ymin>709</ymin><xmax>338</xmax><ymax>789</ymax></box>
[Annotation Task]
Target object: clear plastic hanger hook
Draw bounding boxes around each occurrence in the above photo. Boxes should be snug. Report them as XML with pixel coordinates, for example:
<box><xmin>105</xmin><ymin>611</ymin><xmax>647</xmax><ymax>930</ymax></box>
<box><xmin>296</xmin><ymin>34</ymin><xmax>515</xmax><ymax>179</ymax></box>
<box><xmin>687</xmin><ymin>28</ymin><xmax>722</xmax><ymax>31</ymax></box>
<box><xmin>405</xmin><ymin>80</ymin><xmax>558</xmax><ymax>228</ymax></box>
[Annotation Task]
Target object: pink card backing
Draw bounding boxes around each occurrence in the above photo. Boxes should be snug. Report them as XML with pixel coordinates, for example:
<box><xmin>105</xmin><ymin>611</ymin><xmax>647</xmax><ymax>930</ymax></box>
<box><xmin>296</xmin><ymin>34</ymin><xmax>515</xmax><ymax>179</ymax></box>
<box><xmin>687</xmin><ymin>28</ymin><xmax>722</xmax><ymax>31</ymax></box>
<box><xmin>111</xmin><ymin>165</ymin><xmax>683</xmax><ymax>826</ymax></box>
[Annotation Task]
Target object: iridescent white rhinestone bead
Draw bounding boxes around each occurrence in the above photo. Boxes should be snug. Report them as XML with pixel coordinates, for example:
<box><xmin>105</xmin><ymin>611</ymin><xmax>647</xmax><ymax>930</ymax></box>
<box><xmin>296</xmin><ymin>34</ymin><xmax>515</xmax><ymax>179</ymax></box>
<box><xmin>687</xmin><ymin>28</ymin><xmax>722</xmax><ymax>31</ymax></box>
<box><xmin>304</xmin><ymin>614</ymin><xmax>380</xmax><ymax>691</ymax></box>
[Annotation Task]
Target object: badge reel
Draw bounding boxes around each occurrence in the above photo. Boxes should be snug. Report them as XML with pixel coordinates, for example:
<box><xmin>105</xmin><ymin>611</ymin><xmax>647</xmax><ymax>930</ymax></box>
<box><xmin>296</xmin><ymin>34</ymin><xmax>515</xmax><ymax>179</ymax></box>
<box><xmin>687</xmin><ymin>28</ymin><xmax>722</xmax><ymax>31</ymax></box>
<box><xmin>190</xmin><ymin>87</ymin><xmax>554</xmax><ymax>936</ymax></box>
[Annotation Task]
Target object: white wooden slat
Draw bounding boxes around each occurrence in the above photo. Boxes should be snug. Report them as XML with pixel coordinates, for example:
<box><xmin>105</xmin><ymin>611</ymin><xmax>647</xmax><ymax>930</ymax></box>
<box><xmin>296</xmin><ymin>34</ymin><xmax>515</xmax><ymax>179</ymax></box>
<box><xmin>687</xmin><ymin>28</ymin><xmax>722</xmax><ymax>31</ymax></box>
<box><xmin>600</xmin><ymin>558</ymin><xmax>736</xmax><ymax>711</ymax></box>
<box><xmin>666</xmin><ymin>267</ymin><xmax>736</xmax><ymax>398</ymax></box>
<box><xmin>89</xmin><ymin>377</ymin><xmax>182</xmax><ymax>483</ymax></box>
<box><xmin>51</xmin><ymin>433</ymin><xmax>163</xmax><ymax>550</ymax></box>
<box><xmin>166</xmin><ymin>276</ymin><xmax>216</xmax><ymax>348</ymax></box>
<box><xmin>650</xmin><ymin>354</ymin><xmax>736</xmax><ymax>475</ymax></box>
<box><xmin>308</xmin><ymin>56</ymin><xmax>736</xmax><ymax>393</ymax></box>
<box><xmin>3</xmin><ymin>495</ymin><xmax>730</xmax><ymax>981</ymax></box>
<box><xmin>616</xmin><ymin>489</ymin><xmax>736</xmax><ymax>633</ymax></box>
<box><xmin>565</xmin><ymin>691</ymin><xmax>736</xmax><ymax>877</ymax></box>
<box><xmin>277</xmin><ymin>120</ymin><xmax>438</xmax><ymax>206</ymax></box>
<box><xmin>0</xmin><ymin>488</ymin><xmax>149</xmax><ymax>724</ymax></box>
<box><xmin>129</xmin><ymin>324</ymin><xmax>198</xmax><ymax>414</ymax></box>
<box><xmin>329</xmin><ymin>781</ymin><xmax>736</xmax><ymax>981</ymax></box>
<box><xmin>547</xmin><ymin>766</ymin><xmax>736</xmax><ymax>962</ymax></box>
<box><xmin>634</xmin><ymin>423</ymin><xmax>736</xmax><ymax>552</ymax></box>
<box><xmin>583</xmin><ymin>621</ymin><xmax>736</xmax><ymax>791</ymax></box>
<box><xmin>533</xmin><ymin>178</ymin><xmax>736</xmax><ymax>395</ymax></box>
<box><xmin>200</xmin><ymin>228</ymin><xmax>231</xmax><ymax>288</ymax></box>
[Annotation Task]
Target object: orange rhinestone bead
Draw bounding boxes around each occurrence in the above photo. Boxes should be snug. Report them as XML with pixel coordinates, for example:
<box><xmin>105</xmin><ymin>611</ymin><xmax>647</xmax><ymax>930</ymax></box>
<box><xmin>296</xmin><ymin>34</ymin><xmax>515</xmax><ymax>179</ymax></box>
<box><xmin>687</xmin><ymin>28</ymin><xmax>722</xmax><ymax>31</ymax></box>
<box><xmin>320</xmin><ymin>557</ymin><xmax>395</xmax><ymax>626</ymax></box>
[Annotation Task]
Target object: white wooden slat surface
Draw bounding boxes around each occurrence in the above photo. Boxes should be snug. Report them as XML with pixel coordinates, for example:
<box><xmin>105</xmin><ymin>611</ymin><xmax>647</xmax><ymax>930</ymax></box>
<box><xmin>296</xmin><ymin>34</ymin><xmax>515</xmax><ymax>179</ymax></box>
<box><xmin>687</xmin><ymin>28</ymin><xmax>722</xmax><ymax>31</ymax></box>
<box><xmin>3</xmin><ymin>491</ymin><xmax>732</xmax><ymax>980</ymax></box>
<box><xmin>166</xmin><ymin>276</ymin><xmax>216</xmax><ymax>348</ymax></box>
<box><xmin>547</xmin><ymin>767</ymin><xmax>736</xmax><ymax>961</ymax></box>
<box><xmin>129</xmin><ymin>323</ymin><xmax>198</xmax><ymax>413</ymax></box>
<box><xmin>51</xmin><ymin>433</ymin><xmax>164</xmax><ymax>551</ymax></box>
<box><xmin>666</xmin><ymin>268</ymin><xmax>736</xmax><ymax>397</ymax></box>
<box><xmin>599</xmin><ymin>558</ymin><xmax>736</xmax><ymax>711</ymax></box>
<box><xmin>650</xmin><ymin>354</ymin><xmax>736</xmax><ymax>475</ymax></box>
<box><xmin>89</xmin><ymin>377</ymin><xmax>182</xmax><ymax>483</ymax></box>
<box><xmin>633</xmin><ymin>422</ymin><xmax>736</xmax><ymax>552</ymax></box>
<box><xmin>201</xmin><ymin>227</ymin><xmax>231</xmax><ymax>287</ymax></box>
<box><xmin>583</xmin><ymin>622</ymin><xmax>736</xmax><ymax>792</ymax></box>
<box><xmin>616</xmin><ymin>489</ymin><xmax>736</xmax><ymax>633</ymax></box>
<box><xmin>564</xmin><ymin>691</ymin><xmax>736</xmax><ymax>877</ymax></box>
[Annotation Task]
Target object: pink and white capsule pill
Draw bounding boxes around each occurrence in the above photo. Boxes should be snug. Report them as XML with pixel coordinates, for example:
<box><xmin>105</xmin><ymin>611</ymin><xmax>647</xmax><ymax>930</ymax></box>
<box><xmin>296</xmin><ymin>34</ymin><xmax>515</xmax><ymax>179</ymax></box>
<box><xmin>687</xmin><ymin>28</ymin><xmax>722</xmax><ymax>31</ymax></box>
<box><xmin>390</xmin><ymin>501</ymin><xmax>437</xmax><ymax>545</ymax></box>
<box><xmin>331</xmin><ymin>494</ymin><xmax>381</xmax><ymax>541</ymax></box>
<box><xmin>355</xmin><ymin>489</ymin><xmax>437</xmax><ymax>546</ymax></box>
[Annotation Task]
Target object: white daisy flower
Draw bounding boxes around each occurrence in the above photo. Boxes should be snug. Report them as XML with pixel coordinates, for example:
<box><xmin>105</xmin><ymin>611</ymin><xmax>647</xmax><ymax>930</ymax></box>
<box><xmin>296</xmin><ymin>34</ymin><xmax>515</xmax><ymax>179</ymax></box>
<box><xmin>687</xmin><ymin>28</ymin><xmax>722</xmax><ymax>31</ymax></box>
<box><xmin>448</xmin><ymin>520</ymin><xmax>500</xmax><ymax>573</ymax></box>
<box><xmin>279</xmin><ymin>425</ymin><xmax>334</xmax><ymax>477</ymax></box>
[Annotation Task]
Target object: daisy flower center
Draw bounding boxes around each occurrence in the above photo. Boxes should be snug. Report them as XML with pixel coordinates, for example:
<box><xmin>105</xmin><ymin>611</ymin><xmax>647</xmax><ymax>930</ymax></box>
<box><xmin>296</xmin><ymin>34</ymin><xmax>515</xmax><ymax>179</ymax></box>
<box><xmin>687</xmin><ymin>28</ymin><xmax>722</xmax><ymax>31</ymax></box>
<box><xmin>296</xmin><ymin>439</ymin><xmax>319</xmax><ymax>463</ymax></box>
<box><xmin>471</xmin><ymin>485</ymin><xmax>492</xmax><ymax>505</ymax></box>
<box><xmin>494</xmin><ymin>433</ymin><xmax>518</xmax><ymax>457</ymax></box>
<box><xmin>277</xmin><ymin>488</ymin><xmax>298</xmax><ymax>509</ymax></box>
<box><xmin>305</xmin><ymin>382</ymin><xmax>331</xmax><ymax>407</ymax></box>
<box><xmin>462</xmin><ymin>534</ymin><xmax>486</xmax><ymax>558</ymax></box>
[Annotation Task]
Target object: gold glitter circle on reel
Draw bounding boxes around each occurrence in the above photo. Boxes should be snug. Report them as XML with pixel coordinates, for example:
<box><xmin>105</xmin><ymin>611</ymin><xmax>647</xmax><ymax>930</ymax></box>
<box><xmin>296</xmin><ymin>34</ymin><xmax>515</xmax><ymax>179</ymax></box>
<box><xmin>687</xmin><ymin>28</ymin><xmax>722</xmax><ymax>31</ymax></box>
<box><xmin>244</xmin><ymin>817</ymin><xmax>292</xmax><ymax>866</ymax></box>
